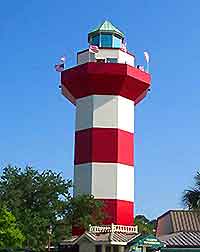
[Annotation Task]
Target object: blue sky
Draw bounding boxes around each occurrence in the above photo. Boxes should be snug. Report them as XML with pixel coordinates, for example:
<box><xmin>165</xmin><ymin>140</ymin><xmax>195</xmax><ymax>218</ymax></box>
<box><xmin>1</xmin><ymin>0</ymin><xmax>200</xmax><ymax>220</ymax></box>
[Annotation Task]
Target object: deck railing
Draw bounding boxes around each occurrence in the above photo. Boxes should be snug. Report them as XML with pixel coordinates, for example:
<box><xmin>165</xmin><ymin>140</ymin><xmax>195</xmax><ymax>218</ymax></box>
<box><xmin>89</xmin><ymin>224</ymin><xmax>138</xmax><ymax>234</ymax></box>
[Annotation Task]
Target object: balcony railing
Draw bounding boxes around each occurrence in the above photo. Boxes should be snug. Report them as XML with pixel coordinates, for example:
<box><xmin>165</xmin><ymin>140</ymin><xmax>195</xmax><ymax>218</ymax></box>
<box><xmin>89</xmin><ymin>224</ymin><xmax>138</xmax><ymax>234</ymax></box>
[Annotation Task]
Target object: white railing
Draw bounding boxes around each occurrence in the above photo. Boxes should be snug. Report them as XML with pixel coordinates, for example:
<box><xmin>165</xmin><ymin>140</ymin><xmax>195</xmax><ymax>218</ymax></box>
<box><xmin>89</xmin><ymin>224</ymin><xmax>138</xmax><ymax>234</ymax></box>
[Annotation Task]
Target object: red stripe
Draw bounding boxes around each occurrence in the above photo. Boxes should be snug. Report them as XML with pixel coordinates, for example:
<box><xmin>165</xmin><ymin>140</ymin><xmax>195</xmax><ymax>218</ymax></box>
<box><xmin>102</xmin><ymin>199</ymin><xmax>134</xmax><ymax>225</ymax></box>
<box><xmin>75</xmin><ymin>128</ymin><xmax>133</xmax><ymax>166</ymax></box>
<box><xmin>72</xmin><ymin>199</ymin><xmax>134</xmax><ymax>235</ymax></box>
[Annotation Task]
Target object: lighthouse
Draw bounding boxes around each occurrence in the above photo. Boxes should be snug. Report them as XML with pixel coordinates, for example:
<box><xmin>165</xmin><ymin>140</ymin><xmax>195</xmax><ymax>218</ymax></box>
<box><xmin>60</xmin><ymin>21</ymin><xmax>151</xmax><ymax>245</ymax></box>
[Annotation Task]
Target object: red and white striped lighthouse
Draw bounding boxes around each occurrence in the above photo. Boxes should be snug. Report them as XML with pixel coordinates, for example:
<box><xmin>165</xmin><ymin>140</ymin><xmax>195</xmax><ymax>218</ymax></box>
<box><xmin>61</xmin><ymin>21</ymin><xmax>151</xmax><ymax>234</ymax></box>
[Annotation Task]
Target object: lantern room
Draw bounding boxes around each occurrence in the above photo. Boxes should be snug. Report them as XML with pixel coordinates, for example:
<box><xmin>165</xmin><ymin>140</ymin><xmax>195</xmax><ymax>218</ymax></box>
<box><xmin>77</xmin><ymin>20</ymin><xmax>135</xmax><ymax>66</ymax></box>
<box><xmin>88</xmin><ymin>20</ymin><xmax>124</xmax><ymax>48</ymax></box>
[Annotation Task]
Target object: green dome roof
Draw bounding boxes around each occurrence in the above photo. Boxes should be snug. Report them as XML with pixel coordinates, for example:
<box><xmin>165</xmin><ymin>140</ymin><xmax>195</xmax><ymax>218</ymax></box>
<box><xmin>88</xmin><ymin>20</ymin><xmax>125</xmax><ymax>38</ymax></box>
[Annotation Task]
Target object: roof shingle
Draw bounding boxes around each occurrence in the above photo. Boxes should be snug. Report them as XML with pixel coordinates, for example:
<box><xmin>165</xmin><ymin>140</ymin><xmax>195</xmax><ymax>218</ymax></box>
<box><xmin>88</xmin><ymin>20</ymin><xmax>124</xmax><ymax>38</ymax></box>
<box><xmin>159</xmin><ymin>231</ymin><xmax>200</xmax><ymax>247</ymax></box>
<box><xmin>86</xmin><ymin>231</ymin><xmax>139</xmax><ymax>243</ymax></box>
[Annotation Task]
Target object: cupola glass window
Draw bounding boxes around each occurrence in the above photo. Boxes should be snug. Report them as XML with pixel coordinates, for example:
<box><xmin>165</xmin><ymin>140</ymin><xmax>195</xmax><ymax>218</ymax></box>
<box><xmin>90</xmin><ymin>33</ymin><xmax>122</xmax><ymax>48</ymax></box>
<box><xmin>91</xmin><ymin>35</ymin><xmax>100</xmax><ymax>46</ymax></box>
<box><xmin>113</xmin><ymin>35</ymin><xmax>121</xmax><ymax>48</ymax></box>
<box><xmin>101</xmin><ymin>34</ymin><xmax>112</xmax><ymax>47</ymax></box>
<box><xmin>88</xmin><ymin>21</ymin><xmax>124</xmax><ymax>48</ymax></box>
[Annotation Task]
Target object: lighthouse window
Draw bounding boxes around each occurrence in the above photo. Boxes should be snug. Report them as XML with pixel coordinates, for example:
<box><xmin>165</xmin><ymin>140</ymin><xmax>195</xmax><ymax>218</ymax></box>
<box><xmin>101</xmin><ymin>34</ymin><xmax>112</xmax><ymax>47</ymax></box>
<box><xmin>96</xmin><ymin>59</ymin><xmax>105</xmax><ymax>63</ymax></box>
<box><xmin>91</xmin><ymin>35</ymin><xmax>100</xmax><ymax>46</ymax></box>
<box><xmin>107</xmin><ymin>58</ymin><xmax>118</xmax><ymax>63</ymax></box>
<box><xmin>113</xmin><ymin>35</ymin><xmax>121</xmax><ymax>48</ymax></box>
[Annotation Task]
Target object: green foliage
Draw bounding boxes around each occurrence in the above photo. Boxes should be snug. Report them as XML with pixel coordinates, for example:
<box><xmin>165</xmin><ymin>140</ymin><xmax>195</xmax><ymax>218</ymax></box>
<box><xmin>134</xmin><ymin>215</ymin><xmax>156</xmax><ymax>235</ymax></box>
<box><xmin>183</xmin><ymin>171</ymin><xmax>200</xmax><ymax>209</ymax></box>
<box><xmin>0</xmin><ymin>165</ymin><xmax>72</xmax><ymax>251</ymax></box>
<box><xmin>0</xmin><ymin>165</ymin><xmax>104</xmax><ymax>251</ymax></box>
<box><xmin>0</xmin><ymin>207</ymin><xmax>25</xmax><ymax>248</ymax></box>
<box><xmin>66</xmin><ymin>194</ymin><xmax>104</xmax><ymax>230</ymax></box>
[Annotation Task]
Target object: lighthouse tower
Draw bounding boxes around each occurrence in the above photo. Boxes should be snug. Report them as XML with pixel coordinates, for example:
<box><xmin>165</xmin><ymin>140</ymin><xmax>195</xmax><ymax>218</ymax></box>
<box><xmin>61</xmin><ymin>21</ymin><xmax>151</xmax><ymax>235</ymax></box>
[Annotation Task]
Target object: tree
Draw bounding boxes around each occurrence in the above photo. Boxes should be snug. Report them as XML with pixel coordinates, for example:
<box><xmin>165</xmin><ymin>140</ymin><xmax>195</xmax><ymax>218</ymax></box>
<box><xmin>134</xmin><ymin>215</ymin><xmax>156</xmax><ymax>235</ymax></box>
<box><xmin>0</xmin><ymin>165</ymin><xmax>71</xmax><ymax>251</ymax></box>
<box><xmin>183</xmin><ymin>171</ymin><xmax>200</xmax><ymax>209</ymax></box>
<box><xmin>0</xmin><ymin>207</ymin><xmax>25</xmax><ymax>248</ymax></box>
<box><xmin>0</xmin><ymin>165</ymin><xmax>104</xmax><ymax>251</ymax></box>
<box><xmin>52</xmin><ymin>194</ymin><xmax>104</xmax><ymax>242</ymax></box>
<box><xmin>67</xmin><ymin>194</ymin><xmax>104</xmax><ymax>230</ymax></box>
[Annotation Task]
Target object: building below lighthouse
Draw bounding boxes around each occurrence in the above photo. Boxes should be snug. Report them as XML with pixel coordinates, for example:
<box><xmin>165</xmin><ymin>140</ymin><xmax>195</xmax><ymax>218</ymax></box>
<box><xmin>59</xmin><ymin>21</ymin><xmax>161</xmax><ymax>252</ymax></box>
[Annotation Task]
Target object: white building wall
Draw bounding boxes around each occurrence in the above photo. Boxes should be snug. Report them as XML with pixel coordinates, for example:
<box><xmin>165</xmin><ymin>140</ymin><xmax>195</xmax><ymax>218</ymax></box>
<box><xmin>77</xmin><ymin>48</ymin><xmax>135</xmax><ymax>66</ymax></box>
<box><xmin>76</xmin><ymin>95</ymin><xmax>134</xmax><ymax>133</ymax></box>
<box><xmin>91</xmin><ymin>163</ymin><xmax>117</xmax><ymax>199</ymax></box>
<box><xmin>118</xmin><ymin>50</ymin><xmax>134</xmax><ymax>66</ymax></box>
<box><xmin>74</xmin><ymin>163</ymin><xmax>134</xmax><ymax>202</ymax></box>
<box><xmin>116</xmin><ymin>164</ymin><xmax>134</xmax><ymax>202</ymax></box>
<box><xmin>95</xmin><ymin>49</ymin><xmax>120</xmax><ymax>60</ymax></box>
<box><xmin>74</xmin><ymin>163</ymin><xmax>92</xmax><ymax>196</ymax></box>
<box><xmin>75</xmin><ymin>95</ymin><xmax>93</xmax><ymax>131</ymax></box>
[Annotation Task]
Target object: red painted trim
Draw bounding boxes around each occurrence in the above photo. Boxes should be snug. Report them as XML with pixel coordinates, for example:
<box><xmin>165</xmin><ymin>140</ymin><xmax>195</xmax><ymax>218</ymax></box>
<box><xmin>61</xmin><ymin>85</ymin><xmax>76</xmax><ymax>105</ymax></box>
<box><xmin>61</xmin><ymin>62</ymin><xmax>150</xmax><ymax>105</ymax></box>
<box><xmin>75</xmin><ymin>128</ymin><xmax>134</xmax><ymax>166</ymax></box>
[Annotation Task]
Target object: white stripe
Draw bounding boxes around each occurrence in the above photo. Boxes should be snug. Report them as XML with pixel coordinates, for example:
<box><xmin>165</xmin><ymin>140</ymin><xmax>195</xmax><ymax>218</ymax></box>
<box><xmin>74</xmin><ymin>163</ymin><xmax>91</xmax><ymax>196</ymax></box>
<box><xmin>75</xmin><ymin>95</ymin><xmax>134</xmax><ymax>133</ymax></box>
<box><xmin>74</xmin><ymin>162</ymin><xmax>134</xmax><ymax>202</ymax></box>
